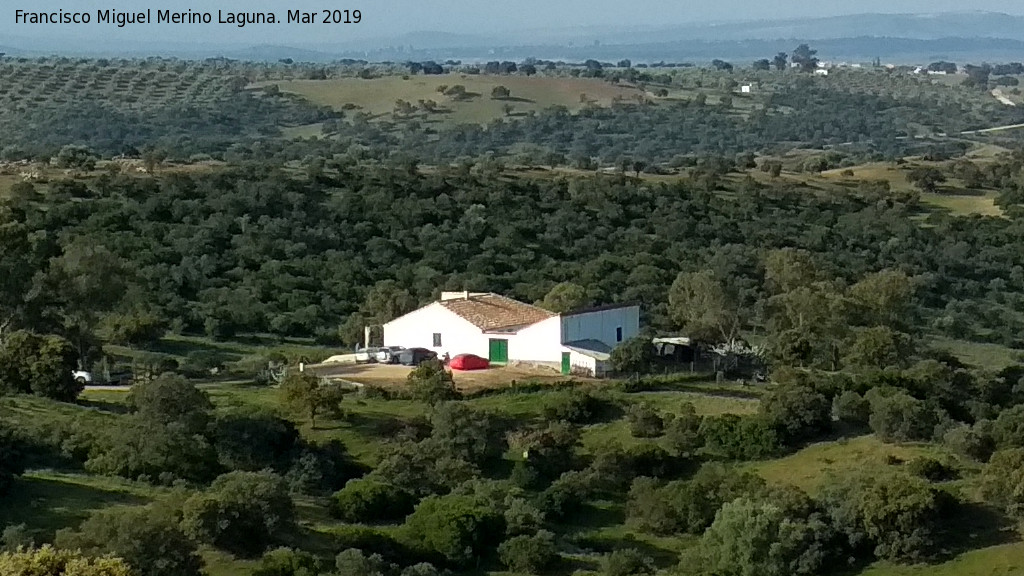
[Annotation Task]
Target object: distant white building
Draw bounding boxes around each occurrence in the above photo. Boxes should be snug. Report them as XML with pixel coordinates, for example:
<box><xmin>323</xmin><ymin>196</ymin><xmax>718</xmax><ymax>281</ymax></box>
<box><xmin>740</xmin><ymin>85</ymin><xmax>752</xmax><ymax>93</ymax></box>
<box><xmin>814</xmin><ymin>69</ymin><xmax>829</xmax><ymax>76</ymax></box>
<box><xmin>382</xmin><ymin>292</ymin><xmax>640</xmax><ymax>376</ymax></box>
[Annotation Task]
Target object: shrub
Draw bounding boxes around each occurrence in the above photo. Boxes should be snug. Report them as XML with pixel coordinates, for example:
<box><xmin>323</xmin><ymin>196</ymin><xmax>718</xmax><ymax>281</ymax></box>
<box><xmin>821</xmin><ymin>471</ymin><xmax>943</xmax><ymax>562</ymax></box>
<box><xmin>760</xmin><ymin>384</ymin><xmax>832</xmax><ymax>444</ymax></box>
<box><xmin>833</xmin><ymin>390</ymin><xmax>870</xmax><ymax>427</ymax></box>
<box><xmin>513</xmin><ymin>421</ymin><xmax>581</xmax><ymax>483</ymax></box>
<box><xmin>403</xmin><ymin>494</ymin><xmax>504</xmax><ymax>566</ymax></box>
<box><xmin>497</xmin><ymin>530</ymin><xmax>558</xmax><ymax>573</ymax></box>
<box><xmin>373</xmin><ymin>438</ymin><xmax>478</xmax><ymax>497</ymax></box>
<box><xmin>698</xmin><ymin>414</ymin><xmax>781</xmax><ymax>460</ymax></box>
<box><xmin>868</xmin><ymin>392</ymin><xmax>937</xmax><ymax>443</ymax></box>
<box><xmin>590</xmin><ymin>444</ymin><xmax>685</xmax><ymax>490</ymax></box>
<box><xmin>285</xmin><ymin>439</ymin><xmax>363</xmax><ymax>494</ymax></box>
<box><xmin>361</xmin><ymin>385</ymin><xmax>396</xmax><ymax>400</ymax></box>
<box><xmin>55</xmin><ymin>505</ymin><xmax>203</xmax><ymax>576</ymax></box>
<box><xmin>1</xmin><ymin>524</ymin><xmax>32</xmax><ymax>552</ymax></box>
<box><xmin>993</xmin><ymin>404</ymin><xmax>1024</xmax><ymax>448</ymax></box>
<box><xmin>211</xmin><ymin>410</ymin><xmax>299</xmax><ymax>472</ymax></box>
<box><xmin>626</xmin><ymin>464</ymin><xmax>767</xmax><ymax>535</ymax></box>
<box><xmin>400</xmin><ymin>563</ymin><xmax>441</xmax><ymax>576</ymax></box>
<box><xmin>0</xmin><ymin>545</ymin><xmax>132</xmax><ymax>576</ymax></box>
<box><xmin>982</xmin><ymin>448</ymin><xmax>1024</xmax><ymax>521</ymax></box>
<box><xmin>537</xmin><ymin>470</ymin><xmax>594</xmax><ymax>521</ymax></box>
<box><xmin>333</xmin><ymin>548</ymin><xmax>395</xmax><ymax>576</ymax></box>
<box><xmin>665</xmin><ymin>403</ymin><xmax>704</xmax><ymax>455</ymax></box>
<box><xmin>906</xmin><ymin>457</ymin><xmax>955</xmax><ymax>482</ymax></box>
<box><xmin>127</xmin><ymin>373</ymin><xmax>212</xmax><ymax>431</ymax></box>
<box><xmin>625</xmin><ymin>477</ymin><xmax>685</xmax><ymax>534</ymax></box>
<box><xmin>610</xmin><ymin>336</ymin><xmax>657</xmax><ymax>374</ymax></box>
<box><xmin>330</xmin><ymin>526</ymin><xmax>414</xmax><ymax>564</ymax></box>
<box><xmin>428</xmin><ymin>402</ymin><xmax>507</xmax><ymax>465</ymax></box>
<box><xmin>627</xmin><ymin>402</ymin><xmax>664</xmax><ymax>438</ymax></box>
<box><xmin>280</xmin><ymin>372</ymin><xmax>350</xmax><ymax>429</ymax></box>
<box><xmin>407</xmin><ymin>360</ymin><xmax>460</xmax><ymax>404</ymax></box>
<box><xmin>503</xmin><ymin>496</ymin><xmax>546</xmax><ymax>536</ymax></box>
<box><xmin>602</xmin><ymin>548</ymin><xmax>654</xmax><ymax>576</ymax></box>
<box><xmin>179</xmin><ymin>350</ymin><xmax>232</xmax><ymax>378</ymax></box>
<box><xmin>85</xmin><ymin>417</ymin><xmax>221</xmax><ymax>484</ymax></box>
<box><xmin>252</xmin><ymin>548</ymin><xmax>321</xmax><ymax>576</ymax></box>
<box><xmin>543</xmin><ymin>389</ymin><xmax>608</xmax><ymax>424</ymax></box>
<box><xmin>332</xmin><ymin>478</ymin><xmax>416</xmax><ymax>523</ymax></box>
<box><xmin>684</xmin><ymin>497</ymin><xmax>836</xmax><ymax>576</ymax></box>
<box><xmin>510</xmin><ymin>459</ymin><xmax>540</xmax><ymax>489</ymax></box>
<box><xmin>0</xmin><ymin>331</ymin><xmax>80</xmax><ymax>401</ymax></box>
<box><xmin>942</xmin><ymin>422</ymin><xmax>995</xmax><ymax>462</ymax></box>
<box><xmin>181</xmin><ymin>471</ymin><xmax>295</xmax><ymax>557</ymax></box>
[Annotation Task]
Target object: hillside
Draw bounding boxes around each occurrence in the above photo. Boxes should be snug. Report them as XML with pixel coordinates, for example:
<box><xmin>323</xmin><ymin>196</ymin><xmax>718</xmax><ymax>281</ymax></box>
<box><xmin>5</xmin><ymin>51</ymin><xmax>1024</xmax><ymax>576</ymax></box>
<box><xmin>262</xmin><ymin>75</ymin><xmax>650</xmax><ymax>125</ymax></box>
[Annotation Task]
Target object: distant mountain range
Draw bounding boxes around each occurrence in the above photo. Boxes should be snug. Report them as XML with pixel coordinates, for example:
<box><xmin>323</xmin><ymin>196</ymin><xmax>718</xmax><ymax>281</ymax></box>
<box><xmin>4</xmin><ymin>11</ymin><xmax>1024</xmax><ymax>64</ymax></box>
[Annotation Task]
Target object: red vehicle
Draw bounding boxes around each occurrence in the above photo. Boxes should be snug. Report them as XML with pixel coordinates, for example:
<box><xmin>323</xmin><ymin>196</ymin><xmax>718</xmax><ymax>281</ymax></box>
<box><xmin>449</xmin><ymin>354</ymin><xmax>490</xmax><ymax>371</ymax></box>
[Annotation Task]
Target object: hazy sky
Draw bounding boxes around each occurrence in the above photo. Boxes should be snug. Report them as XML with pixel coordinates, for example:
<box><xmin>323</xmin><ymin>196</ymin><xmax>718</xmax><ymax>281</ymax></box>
<box><xmin>4</xmin><ymin>0</ymin><xmax>1024</xmax><ymax>46</ymax></box>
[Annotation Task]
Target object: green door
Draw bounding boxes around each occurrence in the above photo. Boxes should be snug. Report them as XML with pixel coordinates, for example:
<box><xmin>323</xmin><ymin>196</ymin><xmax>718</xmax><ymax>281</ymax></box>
<box><xmin>488</xmin><ymin>339</ymin><xmax>509</xmax><ymax>365</ymax></box>
<box><xmin>561</xmin><ymin>352</ymin><xmax>571</xmax><ymax>375</ymax></box>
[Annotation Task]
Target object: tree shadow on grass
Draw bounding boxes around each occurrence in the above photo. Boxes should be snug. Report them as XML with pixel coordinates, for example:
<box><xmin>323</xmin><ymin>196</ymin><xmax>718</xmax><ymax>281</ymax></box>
<box><xmin>933</xmin><ymin>186</ymin><xmax>987</xmax><ymax>197</ymax></box>
<box><xmin>317</xmin><ymin>411</ymin><xmax>413</xmax><ymax>439</ymax></box>
<box><xmin>143</xmin><ymin>338</ymin><xmax>246</xmax><ymax>360</ymax></box>
<box><xmin>565</xmin><ymin>502</ymin><xmax>625</xmax><ymax>530</ymax></box>
<box><xmin>497</xmin><ymin>96</ymin><xmax>536</xmax><ymax>103</ymax></box>
<box><xmin>932</xmin><ymin>500</ymin><xmax>1018</xmax><ymax>561</ymax></box>
<box><xmin>0</xmin><ymin>474</ymin><xmax>149</xmax><ymax>538</ymax></box>
<box><xmin>77</xmin><ymin>398</ymin><xmax>130</xmax><ymax>415</ymax></box>
<box><xmin>572</xmin><ymin>531</ymin><xmax>680</xmax><ymax>568</ymax></box>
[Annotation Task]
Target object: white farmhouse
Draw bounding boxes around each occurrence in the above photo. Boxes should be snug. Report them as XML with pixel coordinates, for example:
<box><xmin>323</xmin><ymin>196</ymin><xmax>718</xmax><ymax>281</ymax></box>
<box><xmin>382</xmin><ymin>291</ymin><xmax>640</xmax><ymax>376</ymax></box>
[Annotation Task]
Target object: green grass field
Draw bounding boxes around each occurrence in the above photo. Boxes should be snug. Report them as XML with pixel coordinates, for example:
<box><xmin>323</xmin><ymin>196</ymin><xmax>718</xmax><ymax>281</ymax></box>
<box><xmin>815</xmin><ymin>161</ymin><xmax>1005</xmax><ymax>217</ymax></box>
<box><xmin>260</xmin><ymin>75</ymin><xmax>647</xmax><ymax>126</ymax></box>
<box><xmin>745</xmin><ymin>435</ymin><xmax>949</xmax><ymax>496</ymax></box>
<box><xmin>860</xmin><ymin>542</ymin><xmax>1024</xmax><ymax>576</ymax></box>
<box><xmin>0</xmin><ymin>471</ymin><xmax>162</xmax><ymax>535</ymax></box>
<box><xmin>929</xmin><ymin>337</ymin><xmax>1022</xmax><ymax>370</ymax></box>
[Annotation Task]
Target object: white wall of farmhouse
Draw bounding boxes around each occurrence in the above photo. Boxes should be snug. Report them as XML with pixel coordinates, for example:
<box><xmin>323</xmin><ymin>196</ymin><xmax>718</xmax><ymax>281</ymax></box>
<box><xmin>382</xmin><ymin>302</ymin><xmax>490</xmax><ymax>357</ymax></box>
<box><xmin>504</xmin><ymin>316</ymin><xmax>562</xmax><ymax>364</ymax></box>
<box><xmin>383</xmin><ymin>300</ymin><xmax>640</xmax><ymax>372</ymax></box>
<box><xmin>561</xmin><ymin>306</ymin><xmax>640</xmax><ymax>348</ymax></box>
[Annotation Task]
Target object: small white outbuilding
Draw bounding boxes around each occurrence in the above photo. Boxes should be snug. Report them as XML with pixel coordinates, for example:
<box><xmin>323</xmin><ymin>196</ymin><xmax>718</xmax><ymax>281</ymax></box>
<box><xmin>382</xmin><ymin>292</ymin><xmax>640</xmax><ymax>376</ymax></box>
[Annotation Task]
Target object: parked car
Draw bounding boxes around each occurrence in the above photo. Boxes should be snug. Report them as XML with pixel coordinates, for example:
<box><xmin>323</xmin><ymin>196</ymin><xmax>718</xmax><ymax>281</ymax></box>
<box><xmin>71</xmin><ymin>370</ymin><xmax>133</xmax><ymax>386</ymax></box>
<box><xmin>354</xmin><ymin>347</ymin><xmax>381</xmax><ymax>364</ymax></box>
<box><xmin>375</xmin><ymin>346</ymin><xmax>405</xmax><ymax>364</ymax></box>
<box><xmin>71</xmin><ymin>370</ymin><xmax>93</xmax><ymax>384</ymax></box>
<box><xmin>449</xmin><ymin>354</ymin><xmax>490</xmax><ymax>371</ymax></box>
<box><xmin>398</xmin><ymin>348</ymin><xmax>438</xmax><ymax>366</ymax></box>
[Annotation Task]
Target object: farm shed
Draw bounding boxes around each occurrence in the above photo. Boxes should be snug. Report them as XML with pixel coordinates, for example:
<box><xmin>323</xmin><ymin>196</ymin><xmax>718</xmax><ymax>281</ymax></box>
<box><xmin>382</xmin><ymin>292</ymin><xmax>639</xmax><ymax>376</ymax></box>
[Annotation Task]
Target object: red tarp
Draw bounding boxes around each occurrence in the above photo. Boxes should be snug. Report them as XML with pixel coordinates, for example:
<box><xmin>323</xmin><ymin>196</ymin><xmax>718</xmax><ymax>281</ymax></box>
<box><xmin>449</xmin><ymin>354</ymin><xmax>490</xmax><ymax>371</ymax></box>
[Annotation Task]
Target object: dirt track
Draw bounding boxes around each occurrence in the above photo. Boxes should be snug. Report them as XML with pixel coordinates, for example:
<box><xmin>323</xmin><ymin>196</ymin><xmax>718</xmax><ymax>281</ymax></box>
<box><xmin>304</xmin><ymin>362</ymin><xmax>588</xmax><ymax>393</ymax></box>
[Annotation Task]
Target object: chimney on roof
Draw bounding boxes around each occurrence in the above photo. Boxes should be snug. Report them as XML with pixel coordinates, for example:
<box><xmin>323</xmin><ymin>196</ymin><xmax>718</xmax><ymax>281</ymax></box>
<box><xmin>441</xmin><ymin>291</ymin><xmax>471</xmax><ymax>301</ymax></box>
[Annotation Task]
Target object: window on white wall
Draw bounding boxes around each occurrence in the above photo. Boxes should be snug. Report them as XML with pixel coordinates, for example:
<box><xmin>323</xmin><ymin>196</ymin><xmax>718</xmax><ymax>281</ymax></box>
<box><xmin>433</xmin><ymin>333</ymin><xmax>442</xmax><ymax>347</ymax></box>
<box><xmin>616</xmin><ymin>327</ymin><xmax>623</xmax><ymax>342</ymax></box>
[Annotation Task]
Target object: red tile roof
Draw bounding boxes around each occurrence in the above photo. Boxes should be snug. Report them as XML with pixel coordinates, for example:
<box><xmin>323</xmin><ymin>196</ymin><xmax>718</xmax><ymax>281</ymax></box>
<box><xmin>440</xmin><ymin>293</ymin><xmax>555</xmax><ymax>332</ymax></box>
